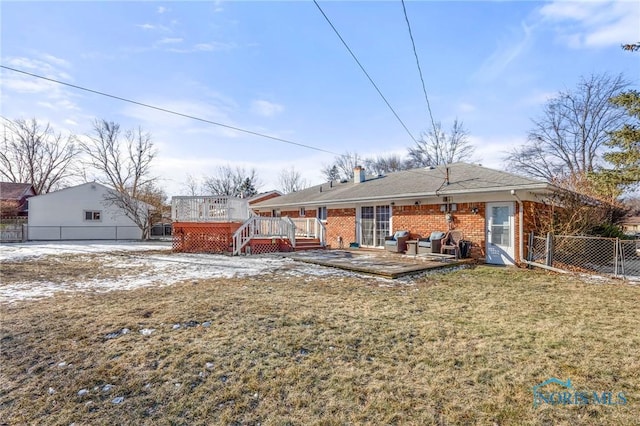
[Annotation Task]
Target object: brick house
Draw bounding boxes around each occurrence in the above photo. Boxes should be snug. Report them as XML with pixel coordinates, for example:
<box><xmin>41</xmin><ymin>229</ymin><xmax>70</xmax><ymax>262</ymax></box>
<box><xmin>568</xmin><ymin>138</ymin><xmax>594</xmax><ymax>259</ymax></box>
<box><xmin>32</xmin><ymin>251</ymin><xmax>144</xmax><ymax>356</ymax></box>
<box><xmin>251</xmin><ymin>162</ymin><xmax>557</xmax><ymax>265</ymax></box>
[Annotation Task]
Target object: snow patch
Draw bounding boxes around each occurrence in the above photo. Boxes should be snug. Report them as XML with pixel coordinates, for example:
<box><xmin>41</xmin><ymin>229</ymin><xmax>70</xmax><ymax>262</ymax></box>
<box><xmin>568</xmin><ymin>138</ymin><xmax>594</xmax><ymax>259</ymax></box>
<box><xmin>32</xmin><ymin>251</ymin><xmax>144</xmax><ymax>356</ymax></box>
<box><xmin>0</xmin><ymin>242</ymin><xmax>376</xmax><ymax>303</ymax></box>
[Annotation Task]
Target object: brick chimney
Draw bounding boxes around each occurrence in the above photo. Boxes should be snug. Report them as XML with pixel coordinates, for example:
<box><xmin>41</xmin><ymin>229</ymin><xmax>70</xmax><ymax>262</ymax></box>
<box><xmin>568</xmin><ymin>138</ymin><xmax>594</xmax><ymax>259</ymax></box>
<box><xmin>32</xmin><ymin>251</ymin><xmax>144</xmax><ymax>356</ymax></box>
<box><xmin>353</xmin><ymin>166</ymin><xmax>365</xmax><ymax>184</ymax></box>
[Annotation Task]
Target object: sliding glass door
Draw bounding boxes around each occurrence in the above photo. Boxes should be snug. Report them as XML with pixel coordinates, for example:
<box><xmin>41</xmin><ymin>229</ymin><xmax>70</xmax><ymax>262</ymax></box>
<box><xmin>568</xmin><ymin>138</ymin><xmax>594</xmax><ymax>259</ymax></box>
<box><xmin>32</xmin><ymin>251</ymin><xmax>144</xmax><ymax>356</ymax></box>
<box><xmin>360</xmin><ymin>205</ymin><xmax>390</xmax><ymax>247</ymax></box>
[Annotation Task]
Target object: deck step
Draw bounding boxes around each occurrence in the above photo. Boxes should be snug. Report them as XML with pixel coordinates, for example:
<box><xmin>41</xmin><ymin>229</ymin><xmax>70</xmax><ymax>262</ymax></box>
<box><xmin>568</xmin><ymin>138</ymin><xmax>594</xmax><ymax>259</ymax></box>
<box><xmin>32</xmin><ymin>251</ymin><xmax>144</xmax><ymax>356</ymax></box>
<box><xmin>294</xmin><ymin>238</ymin><xmax>325</xmax><ymax>251</ymax></box>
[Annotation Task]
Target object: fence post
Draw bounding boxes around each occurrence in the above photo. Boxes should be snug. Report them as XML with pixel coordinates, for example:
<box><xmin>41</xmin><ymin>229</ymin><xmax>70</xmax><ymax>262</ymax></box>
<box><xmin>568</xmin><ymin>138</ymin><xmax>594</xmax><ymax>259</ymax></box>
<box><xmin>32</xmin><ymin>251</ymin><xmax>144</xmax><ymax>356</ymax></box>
<box><xmin>614</xmin><ymin>238</ymin><xmax>619</xmax><ymax>278</ymax></box>
<box><xmin>545</xmin><ymin>232</ymin><xmax>554</xmax><ymax>267</ymax></box>
<box><xmin>527</xmin><ymin>231</ymin><xmax>534</xmax><ymax>262</ymax></box>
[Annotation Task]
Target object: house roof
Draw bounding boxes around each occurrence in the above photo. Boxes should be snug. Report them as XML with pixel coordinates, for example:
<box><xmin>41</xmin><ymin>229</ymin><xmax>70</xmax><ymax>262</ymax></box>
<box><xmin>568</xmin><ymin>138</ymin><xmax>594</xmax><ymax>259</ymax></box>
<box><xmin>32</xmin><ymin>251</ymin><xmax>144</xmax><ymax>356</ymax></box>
<box><xmin>0</xmin><ymin>182</ymin><xmax>36</xmax><ymax>200</ymax></box>
<box><xmin>253</xmin><ymin>162</ymin><xmax>553</xmax><ymax>209</ymax></box>
<box><xmin>247</xmin><ymin>190</ymin><xmax>283</xmax><ymax>205</ymax></box>
<box><xmin>30</xmin><ymin>181</ymin><xmax>156</xmax><ymax>210</ymax></box>
<box><xmin>622</xmin><ymin>216</ymin><xmax>640</xmax><ymax>225</ymax></box>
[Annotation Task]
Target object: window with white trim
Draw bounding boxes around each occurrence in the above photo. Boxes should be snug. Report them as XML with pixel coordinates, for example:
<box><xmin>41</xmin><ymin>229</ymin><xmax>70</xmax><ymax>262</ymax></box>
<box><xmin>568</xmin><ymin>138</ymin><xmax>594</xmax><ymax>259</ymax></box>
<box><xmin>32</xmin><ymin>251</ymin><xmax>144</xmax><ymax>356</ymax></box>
<box><xmin>317</xmin><ymin>206</ymin><xmax>327</xmax><ymax>221</ymax></box>
<box><xmin>84</xmin><ymin>210</ymin><xmax>102</xmax><ymax>221</ymax></box>
<box><xmin>299</xmin><ymin>207</ymin><xmax>306</xmax><ymax>217</ymax></box>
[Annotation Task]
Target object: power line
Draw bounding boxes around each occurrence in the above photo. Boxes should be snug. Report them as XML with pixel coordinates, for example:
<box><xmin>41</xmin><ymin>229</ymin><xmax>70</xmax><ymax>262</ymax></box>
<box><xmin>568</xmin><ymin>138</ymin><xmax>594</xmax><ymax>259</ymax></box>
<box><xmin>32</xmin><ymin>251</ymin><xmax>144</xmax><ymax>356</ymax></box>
<box><xmin>312</xmin><ymin>0</ymin><xmax>419</xmax><ymax>145</ymax></box>
<box><xmin>0</xmin><ymin>65</ymin><xmax>341</xmax><ymax>156</ymax></box>
<box><xmin>1</xmin><ymin>64</ymin><xmax>446</xmax><ymax>184</ymax></box>
<box><xmin>400</xmin><ymin>0</ymin><xmax>439</xmax><ymax>144</ymax></box>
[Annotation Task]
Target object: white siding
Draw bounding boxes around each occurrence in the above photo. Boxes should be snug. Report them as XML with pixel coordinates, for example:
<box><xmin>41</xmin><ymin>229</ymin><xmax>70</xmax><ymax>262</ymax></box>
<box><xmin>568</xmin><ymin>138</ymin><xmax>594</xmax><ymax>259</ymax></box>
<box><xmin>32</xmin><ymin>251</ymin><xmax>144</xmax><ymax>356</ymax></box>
<box><xmin>28</xmin><ymin>182</ymin><xmax>143</xmax><ymax>240</ymax></box>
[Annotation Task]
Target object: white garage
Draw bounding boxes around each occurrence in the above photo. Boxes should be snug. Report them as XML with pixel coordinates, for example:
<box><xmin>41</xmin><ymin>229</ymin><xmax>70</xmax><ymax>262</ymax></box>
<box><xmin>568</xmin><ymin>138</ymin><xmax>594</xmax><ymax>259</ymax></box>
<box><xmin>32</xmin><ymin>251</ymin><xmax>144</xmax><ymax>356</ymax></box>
<box><xmin>27</xmin><ymin>182</ymin><xmax>145</xmax><ymax>241</ymax></box>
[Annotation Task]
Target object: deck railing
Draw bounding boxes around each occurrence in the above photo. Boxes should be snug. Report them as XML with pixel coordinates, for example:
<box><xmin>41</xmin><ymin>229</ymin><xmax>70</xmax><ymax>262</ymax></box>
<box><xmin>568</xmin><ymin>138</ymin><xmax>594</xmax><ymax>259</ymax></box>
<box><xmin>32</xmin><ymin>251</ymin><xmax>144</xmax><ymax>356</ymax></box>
<box><xmin>290</xmin><ymin>218</ymin><xmax>326</xmax><ymax>245</ymax></box>
<box><xmin>171</xmin><ymin>196</ymin><xmax>250</xmax><ymax>222</ymax></box>
<box><xmin>232</xmin><ymin>217</ymin><xmax>296</xmax><ymax>255</ymax></box>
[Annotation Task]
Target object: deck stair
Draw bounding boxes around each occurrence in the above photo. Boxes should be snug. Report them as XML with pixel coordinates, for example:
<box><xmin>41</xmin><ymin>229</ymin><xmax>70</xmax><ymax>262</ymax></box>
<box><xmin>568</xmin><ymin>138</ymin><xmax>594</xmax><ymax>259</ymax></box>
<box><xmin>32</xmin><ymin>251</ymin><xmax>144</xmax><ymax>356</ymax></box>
<box><xmin>294</xmin><ymin>238</ymin><xmax>325</xmax><ymax>251</ymax></box>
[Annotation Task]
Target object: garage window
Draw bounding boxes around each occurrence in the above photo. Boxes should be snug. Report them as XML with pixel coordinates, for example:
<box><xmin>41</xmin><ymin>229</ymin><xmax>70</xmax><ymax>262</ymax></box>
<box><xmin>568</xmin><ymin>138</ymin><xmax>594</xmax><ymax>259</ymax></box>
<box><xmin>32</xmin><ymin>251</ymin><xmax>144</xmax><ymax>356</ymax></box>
<box><xmin>84</xmin><ymin>210</ymin><xmax>102</xmax><ymax>221</ymax></box>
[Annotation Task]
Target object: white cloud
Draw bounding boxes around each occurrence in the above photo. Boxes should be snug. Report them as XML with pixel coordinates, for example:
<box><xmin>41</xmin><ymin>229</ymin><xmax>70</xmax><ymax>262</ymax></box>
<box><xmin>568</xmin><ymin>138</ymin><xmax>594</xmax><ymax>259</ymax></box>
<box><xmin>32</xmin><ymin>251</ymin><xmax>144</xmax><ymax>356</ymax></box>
<box><xmin>538</xmin><ymin>1</ymin><xmax>640</xmax><ymax>49</ymax></box>
<box><xmin>469</xmin><ymin>135</ymin><xmax>526</xmax><ymax>171</ymax></box>
<box><xmin>194</xmin><ymin>41</ymin><xmax>235</xmax><ymax>51</ymax></box>
<box><xmin>1</xmin><ymin>56</ymin><xmax>78</xmax><ymax>104</ymax></box>
<box><xmin>457</xmin><ymin>102</ymin><xmax>476</xmax><ymax>114</ymax></box>
<box><xmin>39</xmin><ymin>53</ymin><xmax>71</xmax><ymax>68</ymax></box>
<box><xmin>137</xmin><ymin>23</ymin><xmax>156</xmax><ymax>30</ymax></box>
<box><xmin>157</xmin><ymin>6</ymin><xmax>167</xmax><ymax>14</ymax></box>
<box><xmin>251</xmin><ymin>100</ymin><xmax>284</xmax><ymax>117</ymax></box>
<box><xmin>2</xmin><ymin>77</ymin><xmax>56</xmax><ymax>94</ymax></box>
<box><xmin>36</xmin><ymin>99</ymin><xmax>78</xmax><ymax>111</ymax></box>
<box><xmin>166</xmin><ymin>41</ymin><xmax>236</xmax><ymax>53</ymax></box>
<box><xmin>157</xmin><ymin>37</ymin><xmax>183</xmax><ymax>45</ymax></box>
<box><xmin>475</xmin><ymin>22</ymin><xmax>534</xmax><ymax>82</ymax></box>
<box><xmin>519</xmin><ymin>90</ymin><xmax>556</xmax><ymax>107</ymax></box>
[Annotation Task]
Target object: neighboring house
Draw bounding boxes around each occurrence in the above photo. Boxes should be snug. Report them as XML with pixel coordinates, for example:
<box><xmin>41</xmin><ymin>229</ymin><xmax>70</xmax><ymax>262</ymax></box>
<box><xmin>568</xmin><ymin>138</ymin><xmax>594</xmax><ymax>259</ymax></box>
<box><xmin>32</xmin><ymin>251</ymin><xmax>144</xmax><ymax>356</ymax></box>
<box><xmin>247</xmin><ymin>190</ymin><xmax>282</xmax><ymax>206</ymax></box>
<box><xmin>622</xmin><ymin>216</ymin><xmax>640</xmax><ymax>236</ymax></box>
<box><xmin>28</xmin><ymin>182</ymin><xmax>148</xmax><ymax>241</ymax></box>
<box><xmin>252</xmin><ymin>162</ymin><xmax>559</xmax><ymax>266</ymax></box>
<box><xmin>0</xmin><ymin>182</ymin><xmax>36</xmax><ymax>217</ymax></box>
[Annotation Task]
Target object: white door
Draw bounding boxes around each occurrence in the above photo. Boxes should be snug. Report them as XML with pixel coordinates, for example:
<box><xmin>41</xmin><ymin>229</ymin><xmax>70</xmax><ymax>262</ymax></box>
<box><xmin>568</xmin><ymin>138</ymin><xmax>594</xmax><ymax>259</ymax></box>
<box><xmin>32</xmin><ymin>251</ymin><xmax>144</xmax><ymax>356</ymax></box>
<box><xmin>486</xmin><ymin>202</ymin><xmax>515</xmax><ymax>265</ymax></box>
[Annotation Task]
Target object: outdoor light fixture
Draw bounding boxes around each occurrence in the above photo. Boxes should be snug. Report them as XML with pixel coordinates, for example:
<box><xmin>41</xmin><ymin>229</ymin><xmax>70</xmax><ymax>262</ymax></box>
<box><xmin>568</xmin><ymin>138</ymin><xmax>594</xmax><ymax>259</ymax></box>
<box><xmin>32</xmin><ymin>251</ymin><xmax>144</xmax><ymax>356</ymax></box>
<box><xmin>471</xmin><ymin>206</ymin><xmax>479</xmax><ymax>215</ymax></box>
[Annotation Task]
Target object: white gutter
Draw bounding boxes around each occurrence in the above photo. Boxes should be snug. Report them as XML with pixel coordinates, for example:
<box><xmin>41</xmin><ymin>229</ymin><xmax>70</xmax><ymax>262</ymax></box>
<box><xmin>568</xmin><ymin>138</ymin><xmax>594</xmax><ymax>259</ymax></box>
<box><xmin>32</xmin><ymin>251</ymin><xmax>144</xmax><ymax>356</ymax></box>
<box><xmin>511</xmin><ymin>190</ymin><xmax>567</xmax><ymax>274</ymax></box>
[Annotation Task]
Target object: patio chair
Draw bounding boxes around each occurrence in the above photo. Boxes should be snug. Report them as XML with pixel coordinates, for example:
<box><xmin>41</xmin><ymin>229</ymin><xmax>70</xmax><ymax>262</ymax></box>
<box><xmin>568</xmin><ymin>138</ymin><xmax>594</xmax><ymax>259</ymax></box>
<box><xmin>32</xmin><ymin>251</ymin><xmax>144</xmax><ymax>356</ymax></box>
<box><xmin>440</xmin><ymin>230</ymin><xmax>463</xmax><ymax>259</ymax></box>
<box><xmin>417</xmin><ymin>231</ymin><xmax>446</xmax><ymax>254</ymax></box>
<box><xmin>384</xmin><ymin>230</ymin><xmax>410</xmax><ymax>253</ymax></box>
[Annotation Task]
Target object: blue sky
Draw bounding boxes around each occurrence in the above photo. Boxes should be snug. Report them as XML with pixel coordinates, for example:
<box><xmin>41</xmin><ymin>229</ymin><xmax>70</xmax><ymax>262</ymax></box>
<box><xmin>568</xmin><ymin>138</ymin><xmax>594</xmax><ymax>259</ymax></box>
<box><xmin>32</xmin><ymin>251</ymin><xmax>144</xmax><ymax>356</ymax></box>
<box><xmin>1</xmin><ymin>0</ymin><xmax>638</xmax><ymax>196</ymax></box>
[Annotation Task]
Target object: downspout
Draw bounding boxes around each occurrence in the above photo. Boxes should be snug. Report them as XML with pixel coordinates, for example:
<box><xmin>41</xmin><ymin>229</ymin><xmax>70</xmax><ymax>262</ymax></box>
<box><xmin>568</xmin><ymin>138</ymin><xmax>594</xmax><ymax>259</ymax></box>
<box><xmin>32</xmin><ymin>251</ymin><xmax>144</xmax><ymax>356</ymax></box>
<box><xmin>511</xmin><ymin>190</ymin><xmax>567</xmax><ymax>274</ymax></box>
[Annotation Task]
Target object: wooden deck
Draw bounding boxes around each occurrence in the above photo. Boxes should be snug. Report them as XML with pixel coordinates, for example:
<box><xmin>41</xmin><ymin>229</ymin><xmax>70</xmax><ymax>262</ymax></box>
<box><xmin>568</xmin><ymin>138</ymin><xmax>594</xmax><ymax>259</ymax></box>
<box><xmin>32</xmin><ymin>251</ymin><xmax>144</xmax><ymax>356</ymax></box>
<box><xmin>289</xmin><ymin>248</ymin><xmax>473</xmax><ymax>279</ymax></box>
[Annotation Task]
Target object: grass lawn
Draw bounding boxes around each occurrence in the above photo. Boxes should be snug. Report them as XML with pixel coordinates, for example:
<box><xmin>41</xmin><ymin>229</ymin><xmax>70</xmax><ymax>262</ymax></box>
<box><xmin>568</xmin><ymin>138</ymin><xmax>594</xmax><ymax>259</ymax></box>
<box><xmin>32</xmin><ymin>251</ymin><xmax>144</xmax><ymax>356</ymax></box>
<box><xmin>1</xmin><ymin>256</ymin><xmax>639</xmax><ymax>425</ymax></box>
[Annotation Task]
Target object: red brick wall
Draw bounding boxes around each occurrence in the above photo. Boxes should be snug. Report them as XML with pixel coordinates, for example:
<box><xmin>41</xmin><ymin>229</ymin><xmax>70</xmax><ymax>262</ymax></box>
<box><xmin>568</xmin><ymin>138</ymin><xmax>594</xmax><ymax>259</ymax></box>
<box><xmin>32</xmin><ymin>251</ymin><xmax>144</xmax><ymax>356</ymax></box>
<box><xmin>278</xmin><ymin>208</ymin><xmax>317</xmax><ymax>219</ymax></box>
<box><xmin>326</xmin><ymin>208</ymin><xmax>356</xmax><ymax>248</ymax></box>
<box><xmin>392</xmin><ymin>203</ymin><xmax>486</xmax><ymax>259</ymax></box>
<box><xmin>257</xmin><ymin>209</ymin><xmax>321</xmax><ymax>219</ymax></box>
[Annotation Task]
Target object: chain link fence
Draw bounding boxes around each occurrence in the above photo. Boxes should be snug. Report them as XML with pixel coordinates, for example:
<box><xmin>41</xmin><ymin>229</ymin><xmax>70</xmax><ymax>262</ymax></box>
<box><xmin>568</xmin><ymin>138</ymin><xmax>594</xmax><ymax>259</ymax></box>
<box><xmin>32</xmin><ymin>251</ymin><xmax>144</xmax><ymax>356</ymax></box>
<box><xmin>528</xmin><ymin>232</ymin><xmax>640</xmax><ymax>279</ymax></box>
<box><xmin>25</xmin><ymin>226</ymin><xmax>142</xmax><ymax>241</ymax></box>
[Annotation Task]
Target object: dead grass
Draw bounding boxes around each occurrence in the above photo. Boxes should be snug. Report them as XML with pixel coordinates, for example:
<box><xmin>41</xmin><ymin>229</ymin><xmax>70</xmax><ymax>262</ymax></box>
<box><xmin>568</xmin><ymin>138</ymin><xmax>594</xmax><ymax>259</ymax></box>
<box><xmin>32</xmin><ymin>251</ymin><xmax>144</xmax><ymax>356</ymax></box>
<box><xmin>1</xmin><ymin>257</ymin><xmax>639</xmax><ymax>425</ymax></box>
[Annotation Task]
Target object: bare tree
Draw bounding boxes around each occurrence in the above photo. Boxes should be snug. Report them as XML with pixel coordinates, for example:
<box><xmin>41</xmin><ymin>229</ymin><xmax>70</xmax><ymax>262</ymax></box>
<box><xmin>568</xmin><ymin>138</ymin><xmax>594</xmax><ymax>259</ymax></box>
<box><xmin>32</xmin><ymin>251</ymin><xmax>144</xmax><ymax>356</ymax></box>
<box><xmin>79</xmin><ymin>119</ymin><xmax>158</xmax><ymax>239</ymax></box>
<box><xmin>408</xmin><ymin>119</ymin><xmax>474</xmax><ymax>167</ymax></box>
<box><xmin>182</xmin><ymin>174</ymin><xmax>201</xmax><ymax>196</ymax></box>
<box><xmin>321</xmin><ymin>151</ymin><xmax>362</xmax><ymax>181</ymax></box>
<box><xmin>0</xmin><ymin>199</ymin><xmax>21</xmax><ymax>217</ymax></box>
<box><xmin>137</xmin><ymin>182</ymin><xmax>169</xmax><ymax>227</ymax></box>
<box><xmin>505</xmin><ymin>73</ymin><xmax>630</xmax><ymax>182</ymax></box>
<box><xmin>321</xmin><ymin>164</ymin><xmax>340</xmax><ymax>182</ymax></box>
<box><xmin>0</xmin><ymin>117</ymin><xmax>80</xmax><ymax>194</ymax></box>
<box><xmin>528</xmin><ymin>174</ymin><xmax>626</xmax><ymax>236</ymax></box>
<box><xmin>278</xmin><ymin>166</ymin><xmax>308</xmax><ymax>194</ymax></box>
<box><xmin>363</xmin><ymin>154</ymin><xmax>413</xmax><ymax>176</ymax></box>
<box><xmin>202</xmin><ymin>165</ymin><xmax>261</xmax><ymax>198</ymax></box>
